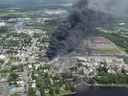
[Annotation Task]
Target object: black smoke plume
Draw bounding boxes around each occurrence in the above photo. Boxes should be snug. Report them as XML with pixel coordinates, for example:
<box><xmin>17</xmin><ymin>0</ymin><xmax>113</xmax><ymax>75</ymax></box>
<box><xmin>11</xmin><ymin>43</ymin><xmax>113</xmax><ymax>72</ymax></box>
<box><xmin>47</xmin><ymin>0</ymin><xmax>115</xmax><ymax>59</ymax></box>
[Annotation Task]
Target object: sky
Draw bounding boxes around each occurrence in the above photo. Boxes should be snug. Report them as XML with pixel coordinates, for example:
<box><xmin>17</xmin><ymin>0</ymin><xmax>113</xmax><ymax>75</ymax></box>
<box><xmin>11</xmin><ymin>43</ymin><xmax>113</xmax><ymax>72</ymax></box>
<box><xmin>1</xmin><ymin>0</ymin><xmax>128</xmax><ymax>17</ymax></box>
<box><xmin>0</xmin><ymin>0</ymin><xmax>75</xmax><ymax>9</ymax></box>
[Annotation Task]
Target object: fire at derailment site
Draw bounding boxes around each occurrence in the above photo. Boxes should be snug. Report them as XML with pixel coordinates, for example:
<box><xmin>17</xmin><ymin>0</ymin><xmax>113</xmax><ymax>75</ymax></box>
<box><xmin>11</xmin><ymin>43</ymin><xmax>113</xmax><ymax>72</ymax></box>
<box><xmin>0</xmin><ymin>0</ymin><xmax>128</xmax><ymax>96</ymax></box>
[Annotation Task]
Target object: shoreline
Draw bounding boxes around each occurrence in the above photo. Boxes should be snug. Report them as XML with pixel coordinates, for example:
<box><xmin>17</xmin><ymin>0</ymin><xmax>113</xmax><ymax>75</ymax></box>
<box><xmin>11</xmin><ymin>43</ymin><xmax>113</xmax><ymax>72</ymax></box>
<box><xmin>86</xmin><ymin>84</ymin><xmax>128</xmax><ymax>88</ymax></box>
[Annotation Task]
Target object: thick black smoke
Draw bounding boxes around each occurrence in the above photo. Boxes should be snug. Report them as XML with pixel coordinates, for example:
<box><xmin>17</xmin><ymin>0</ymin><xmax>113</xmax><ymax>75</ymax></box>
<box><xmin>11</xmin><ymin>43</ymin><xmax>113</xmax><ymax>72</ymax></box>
<box><xmin>47</xmin><ymin>0</ymin><xmax>113</xmax><ymax>59</ymax></box>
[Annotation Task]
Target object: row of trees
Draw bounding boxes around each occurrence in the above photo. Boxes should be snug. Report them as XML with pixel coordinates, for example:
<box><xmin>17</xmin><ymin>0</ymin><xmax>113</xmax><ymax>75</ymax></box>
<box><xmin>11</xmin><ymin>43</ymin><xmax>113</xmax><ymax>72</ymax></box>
<box><xmin>96</xmin><ymin>72</ymin><xmax>128</xmax><ymax>84</ymax></box>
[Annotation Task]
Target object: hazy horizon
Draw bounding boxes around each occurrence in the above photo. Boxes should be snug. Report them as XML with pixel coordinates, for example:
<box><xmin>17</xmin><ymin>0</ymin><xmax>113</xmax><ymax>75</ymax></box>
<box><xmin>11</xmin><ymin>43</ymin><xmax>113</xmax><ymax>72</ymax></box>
<box><xmin>0</xmin><ymin>0</ymin><xmax>75</xmax><ymax>9</ymax></box>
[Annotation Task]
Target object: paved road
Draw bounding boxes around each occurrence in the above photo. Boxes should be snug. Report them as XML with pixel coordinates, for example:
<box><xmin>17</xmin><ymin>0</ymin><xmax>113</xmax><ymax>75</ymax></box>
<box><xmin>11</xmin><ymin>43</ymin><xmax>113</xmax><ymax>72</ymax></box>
<box><xmin>22</xmin><ymin>38</ymin><xmax>38</xmax><ymax>96</ymax></box>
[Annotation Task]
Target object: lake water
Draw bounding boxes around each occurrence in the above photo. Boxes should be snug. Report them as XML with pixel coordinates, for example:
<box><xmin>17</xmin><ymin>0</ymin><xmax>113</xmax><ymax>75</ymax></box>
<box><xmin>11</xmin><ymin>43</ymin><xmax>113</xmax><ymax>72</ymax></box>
<box><xmin>73</xmin><ymin>87</ymin><xmax>128</xmax><ymax>96</ymax></box>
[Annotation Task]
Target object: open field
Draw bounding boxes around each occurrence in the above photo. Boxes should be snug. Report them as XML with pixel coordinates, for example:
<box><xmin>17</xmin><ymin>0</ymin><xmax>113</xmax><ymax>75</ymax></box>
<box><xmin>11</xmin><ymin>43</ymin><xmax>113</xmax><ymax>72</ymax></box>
<box><xmin>79</xmin><ymin>36</ymin><xmax>126</xmax><ymax>56</ymax></box>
